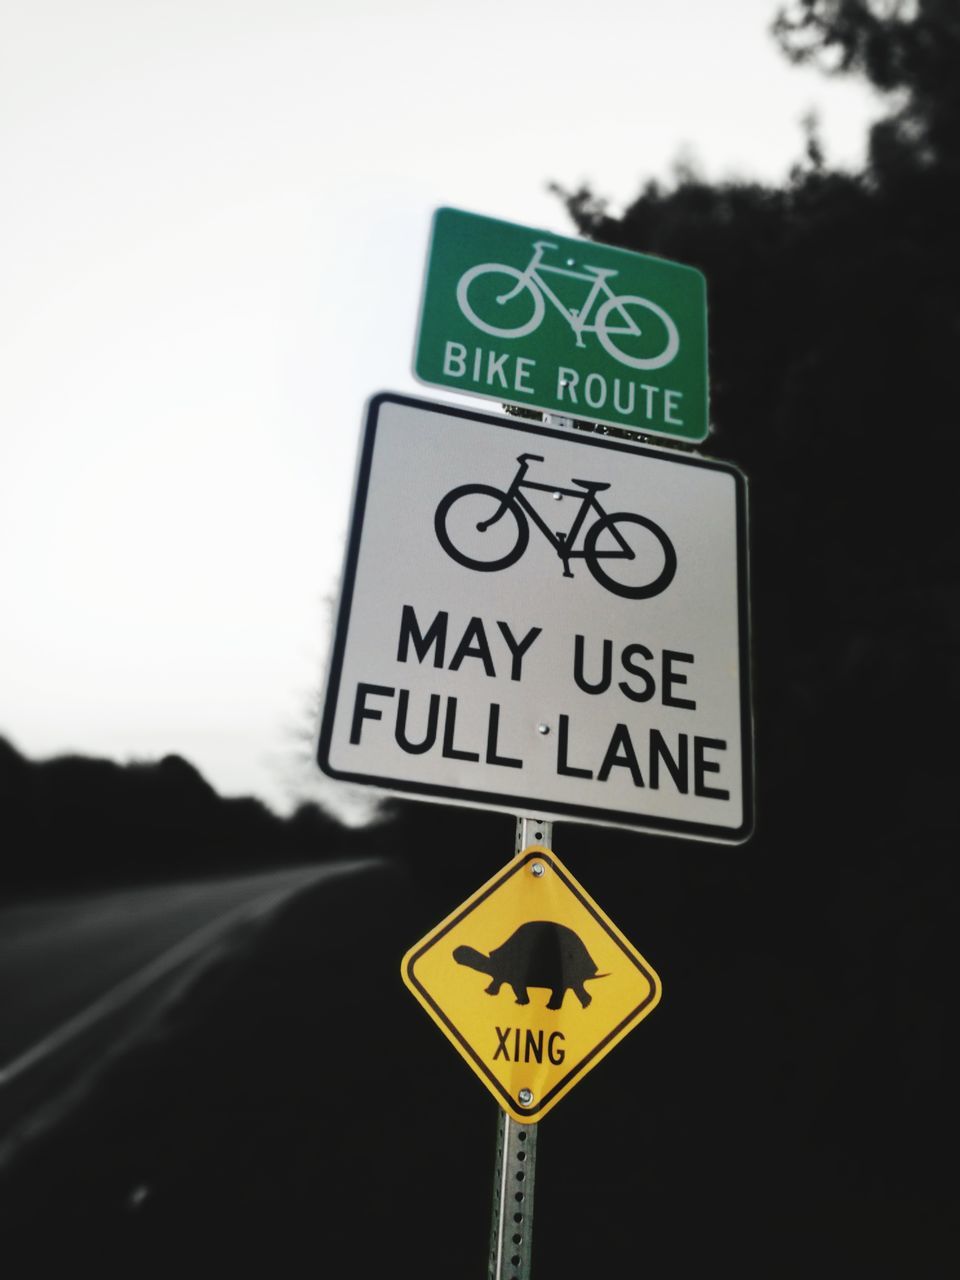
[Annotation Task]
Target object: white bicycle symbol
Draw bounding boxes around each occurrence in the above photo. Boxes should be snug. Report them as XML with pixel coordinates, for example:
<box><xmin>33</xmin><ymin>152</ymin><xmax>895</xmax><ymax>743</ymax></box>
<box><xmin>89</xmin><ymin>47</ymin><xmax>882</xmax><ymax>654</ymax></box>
<box><xmin>456</xmin><ymin>239</ymin><xmax>680</xmax><ymax>372</ymax></box>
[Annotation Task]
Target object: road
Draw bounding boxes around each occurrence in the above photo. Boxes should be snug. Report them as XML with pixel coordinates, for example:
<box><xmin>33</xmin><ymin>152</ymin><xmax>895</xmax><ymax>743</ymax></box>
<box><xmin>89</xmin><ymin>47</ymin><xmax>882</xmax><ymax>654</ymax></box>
<box><xmin>0</xmin><ymin>862</ymin><xmax>368</xmax><ymax>1076</ymax></box>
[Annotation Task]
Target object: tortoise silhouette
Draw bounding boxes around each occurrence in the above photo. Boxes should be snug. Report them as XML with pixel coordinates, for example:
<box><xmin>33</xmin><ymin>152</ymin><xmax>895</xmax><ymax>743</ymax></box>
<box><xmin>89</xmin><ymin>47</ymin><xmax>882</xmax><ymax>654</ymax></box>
<box><xmin>453</xmin><ymin>921</ymin><xmax>607</xmax><ymax>1010</ymax></box>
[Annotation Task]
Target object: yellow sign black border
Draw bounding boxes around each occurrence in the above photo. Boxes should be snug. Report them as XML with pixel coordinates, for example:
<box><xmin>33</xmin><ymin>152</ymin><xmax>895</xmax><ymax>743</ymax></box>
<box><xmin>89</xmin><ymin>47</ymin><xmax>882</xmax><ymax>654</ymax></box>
<box><xmin>403</xmin><ymin>848</ymin><xmax>660</xmax><ymax>1120</ymax></box>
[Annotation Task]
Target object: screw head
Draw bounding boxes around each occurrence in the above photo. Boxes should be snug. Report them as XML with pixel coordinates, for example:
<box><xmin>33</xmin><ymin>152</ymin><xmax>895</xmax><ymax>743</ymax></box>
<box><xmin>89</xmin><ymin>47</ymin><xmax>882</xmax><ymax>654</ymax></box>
<box><xmin>537</xmin><ymin>722</ymin><xmax>550</xmax><ymax>735</ymax></box>
<box><xmin>518</xmin><ymin>1088</ymin><xmax>535</xmax><ymax>1107</ymax></box>
<box><xmin>552</xmin><ymin>490</ymin><xmax>563</xmax><ymax>501</ymax></box>
<box><xmin>530</xmin><ymin>863</ymin><xmax>545</xmax><ymax>878</ymax></box>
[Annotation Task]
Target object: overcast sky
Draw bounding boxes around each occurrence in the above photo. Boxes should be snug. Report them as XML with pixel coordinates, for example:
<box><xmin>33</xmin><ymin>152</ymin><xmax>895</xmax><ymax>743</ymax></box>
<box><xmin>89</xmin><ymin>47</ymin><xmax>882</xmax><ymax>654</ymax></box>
<box><xmin>0</xmin><ymin>0</ymin><xmax>883</xmax><ymax>818</ymax></box>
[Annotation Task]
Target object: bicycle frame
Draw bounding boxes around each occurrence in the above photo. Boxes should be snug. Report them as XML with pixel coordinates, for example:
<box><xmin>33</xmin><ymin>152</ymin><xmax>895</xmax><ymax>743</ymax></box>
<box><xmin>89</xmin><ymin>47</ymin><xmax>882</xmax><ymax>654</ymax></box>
<box><xmin>481</xmin><ymin>455</ymin><xmax>636</xmax><ymax>577</ymax></box>
<box><xmin>501</xmin><ymin>241</ymin><xmax>643</xmax><ymax>349</ymax></box>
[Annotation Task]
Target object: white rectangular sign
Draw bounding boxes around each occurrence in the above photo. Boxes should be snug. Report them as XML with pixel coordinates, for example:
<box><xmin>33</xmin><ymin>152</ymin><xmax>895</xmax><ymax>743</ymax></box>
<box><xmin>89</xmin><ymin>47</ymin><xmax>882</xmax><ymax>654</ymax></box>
<box><xmin>318</xmin><ymin>393</ymin><xmax>753</xmax><ymax>842</ymax></box>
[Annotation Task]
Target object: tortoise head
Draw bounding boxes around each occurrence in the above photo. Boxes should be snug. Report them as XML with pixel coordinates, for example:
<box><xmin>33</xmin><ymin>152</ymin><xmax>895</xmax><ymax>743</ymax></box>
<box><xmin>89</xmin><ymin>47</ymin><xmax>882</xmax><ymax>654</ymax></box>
<box><xmin>453</xmin><ymin>945</ymin><xmax>490</xmax><ymax>973</ymax></box>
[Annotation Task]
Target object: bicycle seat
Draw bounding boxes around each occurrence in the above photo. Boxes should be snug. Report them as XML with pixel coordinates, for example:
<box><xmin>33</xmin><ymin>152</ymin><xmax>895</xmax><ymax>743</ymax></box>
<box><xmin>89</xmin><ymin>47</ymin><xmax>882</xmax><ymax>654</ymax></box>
<box><xmin>571</xmin><ymin>477</ymin><xmax>611</xmax><ymax>491</ymax></box>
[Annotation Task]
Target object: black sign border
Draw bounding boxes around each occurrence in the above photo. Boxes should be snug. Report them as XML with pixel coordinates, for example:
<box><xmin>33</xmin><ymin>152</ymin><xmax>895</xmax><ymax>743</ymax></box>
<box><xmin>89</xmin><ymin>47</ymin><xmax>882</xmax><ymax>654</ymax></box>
<box><xmin>318</xmin><ymin>390</ymin><xmax>754</xmax><ymax>843</ymax></box>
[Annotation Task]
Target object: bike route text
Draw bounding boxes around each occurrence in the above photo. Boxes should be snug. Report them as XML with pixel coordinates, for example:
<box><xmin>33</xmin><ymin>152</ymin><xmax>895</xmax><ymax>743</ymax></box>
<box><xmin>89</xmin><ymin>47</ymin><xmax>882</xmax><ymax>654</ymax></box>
<box><xmin>442</xmin><ymin>340</ymin><xmax>686</xmax><ymax>430</ymax></box>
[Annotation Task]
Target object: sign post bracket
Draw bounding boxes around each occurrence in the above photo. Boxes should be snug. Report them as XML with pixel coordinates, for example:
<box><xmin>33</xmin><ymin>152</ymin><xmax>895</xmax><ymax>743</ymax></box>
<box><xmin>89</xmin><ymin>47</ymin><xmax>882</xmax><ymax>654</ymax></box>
<box><xmin>487</xmin><ymin>814</ymin><xmax>552</xmax><ymax>1280</ymax></box>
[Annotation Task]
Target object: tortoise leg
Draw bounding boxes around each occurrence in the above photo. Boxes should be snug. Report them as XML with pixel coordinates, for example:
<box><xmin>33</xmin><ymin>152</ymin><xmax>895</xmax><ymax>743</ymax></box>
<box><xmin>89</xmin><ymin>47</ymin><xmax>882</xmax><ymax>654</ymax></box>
<box><xmin>512</xmin><ymin>985</ymin><xmax>530</xmax><ymax>1005</ymax></box>
<box><xmin>573</xmin><ymin>983</ymin><xmax>592</xmax><ymax>1009</ymax></box>
<box><xmin>485</xmin><ymin>980</ymin><xmax>502</xmax><ymax>996</ymax></box>
<box><xmin>546</xmin><ymin>988</ymin><xmax>565</xmax><ymax>1011</ymax></box>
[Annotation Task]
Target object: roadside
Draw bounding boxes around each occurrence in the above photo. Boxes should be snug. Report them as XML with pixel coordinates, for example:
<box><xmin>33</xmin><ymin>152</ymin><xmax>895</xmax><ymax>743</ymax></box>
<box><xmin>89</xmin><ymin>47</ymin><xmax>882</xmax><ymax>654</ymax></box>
<box><xmin>0</xmin><ymin>852</ymin><xmax>494</xmax><ymax>1272</ymax></box>
<box><xmin>0</xmin><ymin>860</ymin><xmax>377</xmax><ymax>1172</ymax></box>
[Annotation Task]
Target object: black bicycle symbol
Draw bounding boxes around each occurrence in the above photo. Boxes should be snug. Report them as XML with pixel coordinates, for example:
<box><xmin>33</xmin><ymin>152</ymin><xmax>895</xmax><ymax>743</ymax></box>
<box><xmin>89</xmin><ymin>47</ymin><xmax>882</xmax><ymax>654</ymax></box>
<box><xmin>434</xmin><ymin>453</ymin><xmax>677</xmax><ymax>600</ymax></box>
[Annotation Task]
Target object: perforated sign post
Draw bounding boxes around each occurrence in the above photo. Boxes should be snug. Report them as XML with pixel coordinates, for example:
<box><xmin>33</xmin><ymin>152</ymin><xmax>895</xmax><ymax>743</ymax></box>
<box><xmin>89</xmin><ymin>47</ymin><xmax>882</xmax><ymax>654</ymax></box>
<box><xmin>317</xmin><ymin>392</ymin><xmax>753</xmax><ymax>843</ymax></box>
<box><xmin>414</xmin><ymin>207</ymin><xmax>708</xmax><ymax>443</ymax></box>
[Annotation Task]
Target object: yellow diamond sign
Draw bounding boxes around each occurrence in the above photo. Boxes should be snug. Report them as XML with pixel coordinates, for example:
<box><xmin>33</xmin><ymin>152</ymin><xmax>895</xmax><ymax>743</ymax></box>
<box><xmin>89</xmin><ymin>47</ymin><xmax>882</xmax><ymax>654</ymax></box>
<box><xmin>402</xmin><ymin>847</ymin><xmax>661</xmax><ymax>1123</ymax></box>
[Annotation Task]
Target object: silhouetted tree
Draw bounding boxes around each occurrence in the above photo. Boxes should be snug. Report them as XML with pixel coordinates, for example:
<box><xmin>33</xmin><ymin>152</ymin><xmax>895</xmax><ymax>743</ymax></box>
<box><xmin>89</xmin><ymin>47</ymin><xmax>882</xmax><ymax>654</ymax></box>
<box><xmin>774</xmin><ymin>0</ymin><xmax>960</xmax><ymax>176</ymax></box>
<box><xmin>0</xmin><ymin>738</ymin><xmax>351</xmax><ymax>890</ymax></box>
<box><xmin>552</xmin><ymin>0</ymin><xmax>959</xmax><ymax>865</ymax></box>
<box><xmin>530</xmin><ymin>7</ymin><xmax>960</xmax><ymax>1235</ymax></box>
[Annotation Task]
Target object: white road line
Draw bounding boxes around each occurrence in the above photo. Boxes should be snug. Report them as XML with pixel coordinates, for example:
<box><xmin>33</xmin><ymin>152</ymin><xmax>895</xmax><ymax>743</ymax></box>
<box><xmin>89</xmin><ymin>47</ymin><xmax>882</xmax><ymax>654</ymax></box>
<box><xmin>0</xmin><ymin>863</ymin><xmax>369</xmax><ymax>1089</ymax></box>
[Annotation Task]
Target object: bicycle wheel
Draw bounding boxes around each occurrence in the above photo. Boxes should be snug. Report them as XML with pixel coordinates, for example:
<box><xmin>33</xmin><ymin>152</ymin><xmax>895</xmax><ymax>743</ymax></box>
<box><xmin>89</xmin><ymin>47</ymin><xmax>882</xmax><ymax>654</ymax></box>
<box><xmin>583</xmin><ymin>511</ymin><xmax>677</xmax><ymax>599</ymax></box>
<box><xmin>434</xmin><ymin>484</ymin><xmax>529</xmax><ymax>572</ymax></box>
<box><xmin>595</xmin><ymin>293</ymin><xmax>680</xmax><ymax>370</ymax></box>
<box><xmin>456</xmin><ymin>264</ymin><xmax>545</xmax><ymax>338</ymax></box>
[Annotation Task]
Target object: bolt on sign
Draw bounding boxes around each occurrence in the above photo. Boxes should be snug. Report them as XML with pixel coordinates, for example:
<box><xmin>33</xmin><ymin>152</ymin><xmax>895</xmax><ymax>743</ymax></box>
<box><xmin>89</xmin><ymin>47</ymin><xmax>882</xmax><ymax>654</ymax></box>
<box><xmin>413</xmin><ymin>207</ymin><xmax>708</xmax><ymax>443</ymax></box>
<box><xmin>317</xmin><ymin>392</ymin><xmax>753</xmax><ymax>842</ymax></box>
<box><xmin>402</xmin><ymin>847</ymin><xmax>661</xmax><ymax>1123</ymax></box>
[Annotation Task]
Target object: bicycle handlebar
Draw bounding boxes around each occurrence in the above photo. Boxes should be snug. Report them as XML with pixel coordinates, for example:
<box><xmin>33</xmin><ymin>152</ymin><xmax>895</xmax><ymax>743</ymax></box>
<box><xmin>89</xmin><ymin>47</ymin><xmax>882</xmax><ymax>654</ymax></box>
<box><xmin>517</xmin><ymin>453</ymin><xmax>544</xmax><ymax>464</ymax></box>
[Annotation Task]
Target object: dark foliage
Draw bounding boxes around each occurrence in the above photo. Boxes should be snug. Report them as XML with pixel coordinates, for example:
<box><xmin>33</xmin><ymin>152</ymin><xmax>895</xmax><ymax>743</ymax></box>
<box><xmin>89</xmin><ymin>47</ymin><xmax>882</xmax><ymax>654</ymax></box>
<box><xmin>552</xmin><ymin>0</ymin><xmax>959</xmax><ymax>869</ymax></box>
<box><xmin>0</xmin><ymin>737</ymin><xmax>353</xmax><ymax>891</ymax></box>
<box><xmin>774</xmin><ymin>0</ymin><xmax>960</xmax><ymax>176</ymax></box>
<box><xmin>362</xmin><ymin>3</ymin><xmax>959</xmax><ymax>1264</ymax></box>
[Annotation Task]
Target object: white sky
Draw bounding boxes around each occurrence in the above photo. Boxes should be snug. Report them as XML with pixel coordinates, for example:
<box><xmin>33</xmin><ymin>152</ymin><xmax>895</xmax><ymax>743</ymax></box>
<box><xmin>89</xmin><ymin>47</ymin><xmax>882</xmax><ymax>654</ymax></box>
<box><xmin>0</xmin><ymin>0</ymin><xmax>883</xmax><ymax>818</ymax></box>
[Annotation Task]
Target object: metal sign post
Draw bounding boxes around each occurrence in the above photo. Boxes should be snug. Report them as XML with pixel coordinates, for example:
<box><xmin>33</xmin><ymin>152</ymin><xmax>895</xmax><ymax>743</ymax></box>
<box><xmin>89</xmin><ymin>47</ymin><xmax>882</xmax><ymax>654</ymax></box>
<box><xmin>487</xmin><ymin>815</ymin><xmax>550</xmax><ymax>1280</ymax></box>
<box><xmin>490</xmin><ymin>1099</ymin><xmax>538</xmax><ymax>1280</ymax></box>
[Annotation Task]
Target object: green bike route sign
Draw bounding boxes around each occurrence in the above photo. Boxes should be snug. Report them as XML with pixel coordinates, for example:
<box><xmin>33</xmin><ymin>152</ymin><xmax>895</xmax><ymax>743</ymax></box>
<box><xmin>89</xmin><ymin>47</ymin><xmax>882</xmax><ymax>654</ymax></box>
<box><xmin>414</xmin><ymin>207</ymin><xmax>709</xmax><ymax>443</ymax></box>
